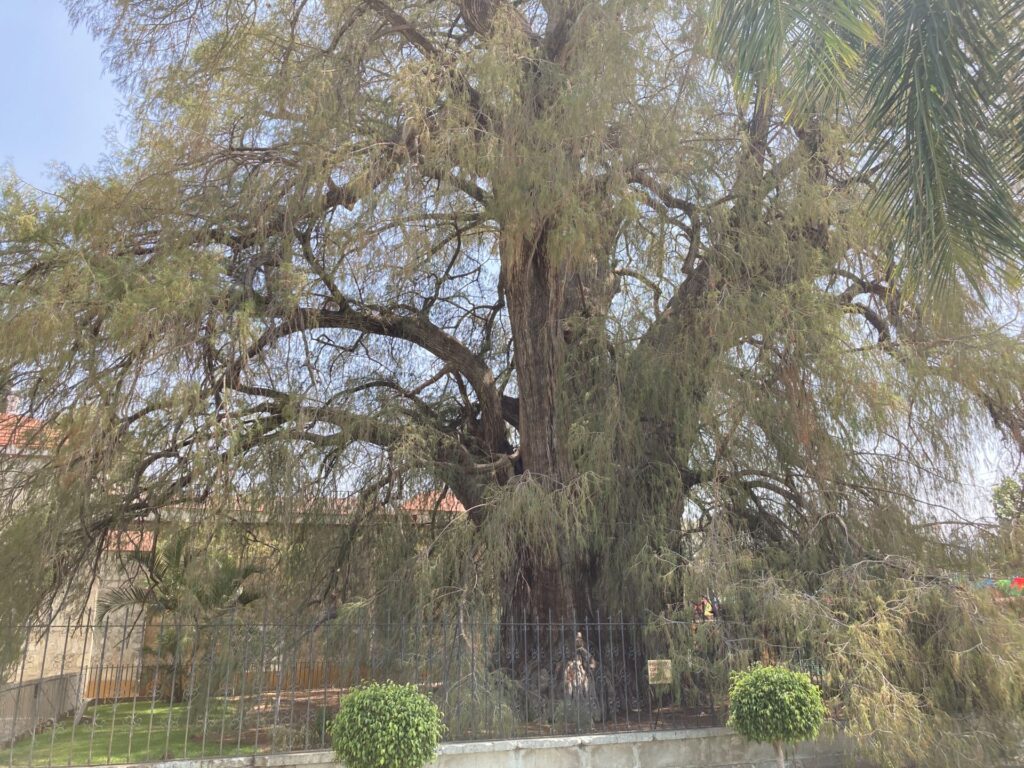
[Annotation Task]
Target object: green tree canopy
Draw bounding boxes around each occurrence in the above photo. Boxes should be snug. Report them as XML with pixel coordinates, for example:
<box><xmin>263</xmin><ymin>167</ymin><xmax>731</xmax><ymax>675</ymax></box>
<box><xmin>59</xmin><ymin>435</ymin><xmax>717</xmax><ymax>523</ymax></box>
<box><xmin>2</xmin><ymin>0</ymin><xmax>1024</xmax><ymax>763</ymax></box>
<box><xmin>993</xmin><ymin>474</ymin><xmax>1024</xmax><ymax>525</ymax></box>
<box><xmin>728</xmin><ymin>664</ymin><xmax>825</xmax><ymax>768</ymax></box>
<box><xmin>331</xmin><ymin>682</ymin><xmax>444</xmax><ymax>768</ymax></box>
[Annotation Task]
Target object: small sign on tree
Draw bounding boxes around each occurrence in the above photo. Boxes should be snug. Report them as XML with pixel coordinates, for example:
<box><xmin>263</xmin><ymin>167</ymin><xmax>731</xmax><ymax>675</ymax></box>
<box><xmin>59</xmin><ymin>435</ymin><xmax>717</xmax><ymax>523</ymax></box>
<box><xmin>647</xmin><ymin>659</ymin><xmax>673</xmax><ymax>686</ymax></box>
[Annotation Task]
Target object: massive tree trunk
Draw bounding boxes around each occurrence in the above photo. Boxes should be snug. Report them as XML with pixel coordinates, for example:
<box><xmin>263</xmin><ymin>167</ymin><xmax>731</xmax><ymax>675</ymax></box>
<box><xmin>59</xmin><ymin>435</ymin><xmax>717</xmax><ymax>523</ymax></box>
<box><xmin>503</xmin><ymin>227</ymin><xmax>572</xmax><ymax>486</ymax></box>
<box><xmin>498</xmin><ymin>222</ymin><xmax>624</xmax><ymax>625</ymax></box>
<box><xmin>500</xmin><ymin>226</ymin><xmax>584</xmax><ymax>623</ymax></box>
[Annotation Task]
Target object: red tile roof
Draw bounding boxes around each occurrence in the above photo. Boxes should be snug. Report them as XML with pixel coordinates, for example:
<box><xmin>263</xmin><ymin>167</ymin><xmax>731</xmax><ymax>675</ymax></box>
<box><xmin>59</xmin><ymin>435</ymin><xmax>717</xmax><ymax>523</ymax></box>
<box><xmin>401</xmin><ymin>490</ymin><xmax>465</xmax><ymax>519</ymax></box>
<box><xmin>105</xmin><ymin>529</ymin><xmax>155</xmax><ymax>553</ymax></box>
<box><xmin>0</xmin><ymin>412</ymin><xmax>45</xmax><ymax>450</ymax></box>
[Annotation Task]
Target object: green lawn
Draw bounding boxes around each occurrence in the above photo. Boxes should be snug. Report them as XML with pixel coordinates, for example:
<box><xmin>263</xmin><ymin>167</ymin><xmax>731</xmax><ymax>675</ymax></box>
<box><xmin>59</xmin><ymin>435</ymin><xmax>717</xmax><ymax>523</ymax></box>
<box><xmin>7</xmin><ymin>702</ymin><xmax>257</xmax><ymax>766</ymax></box>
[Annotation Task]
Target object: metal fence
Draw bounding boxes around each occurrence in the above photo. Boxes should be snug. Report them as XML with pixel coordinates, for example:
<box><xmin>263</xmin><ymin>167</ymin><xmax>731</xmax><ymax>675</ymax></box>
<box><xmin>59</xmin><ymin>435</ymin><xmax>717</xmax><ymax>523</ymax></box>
<box><xmin>1</xmin><ymin>613</ymin><xmax>804</xmax><ymax>767</ymax></box>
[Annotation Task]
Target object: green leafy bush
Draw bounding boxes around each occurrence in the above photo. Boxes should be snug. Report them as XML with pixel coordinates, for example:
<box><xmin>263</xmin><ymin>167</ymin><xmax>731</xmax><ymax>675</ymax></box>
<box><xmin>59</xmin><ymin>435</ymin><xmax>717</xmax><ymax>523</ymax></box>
<box><xmin>728</xmin><ymin>664</ymin><xmax>825</xmax><ymax>768</ymax></box>
<box><xmin>331</xmin><ymin>681</ymin><xmax>444</xmax><ymax>768</ymax></box>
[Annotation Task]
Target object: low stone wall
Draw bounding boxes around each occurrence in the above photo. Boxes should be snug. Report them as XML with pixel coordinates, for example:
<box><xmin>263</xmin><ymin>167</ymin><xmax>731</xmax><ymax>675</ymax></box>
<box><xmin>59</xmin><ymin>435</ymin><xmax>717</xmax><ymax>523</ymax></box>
<box><xmin>94</xmin><ymin>727</ymin><xmax>858</xmax><ymax>768</ymax></box>
<box><xmin>0</xmin><ymin>674</ymin><xmax>82</xmax><ymax>745</ymax></box>
<box><xmin>437</xmin><ymin>728</ymin><xmax>855</xmax><ymax>767</ymax></box>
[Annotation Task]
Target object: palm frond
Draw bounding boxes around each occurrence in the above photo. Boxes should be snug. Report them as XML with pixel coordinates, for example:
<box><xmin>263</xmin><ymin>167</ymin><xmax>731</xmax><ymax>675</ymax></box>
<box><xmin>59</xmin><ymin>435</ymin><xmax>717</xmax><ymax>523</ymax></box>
<box><xmin>782</xmin><ymin>0</ymin><xmax>880</xmax><ymax>119</ymax></box>
<box><xmin>992</xmin><ymin>1</ymin><xmax>1024</xmax><ymax>184</ymax></box>
<box><xmin>708</xmin><ymin>0</ymin><xmax>879</xmax><ymax>119</ymax></box>
<box><xmin>708</xmin><ymin>0</ymin><xmax>791</xmax><ymax>97</ymax></box>
<box><xmin>864</xmin><ymin>0</ymin><xmax>1024</xmax><ymax>293</ymax></box>
<box><xmin>95</xmin><ymin>583</ymin><xmax>162</xmax><ymax>622</ymax></box>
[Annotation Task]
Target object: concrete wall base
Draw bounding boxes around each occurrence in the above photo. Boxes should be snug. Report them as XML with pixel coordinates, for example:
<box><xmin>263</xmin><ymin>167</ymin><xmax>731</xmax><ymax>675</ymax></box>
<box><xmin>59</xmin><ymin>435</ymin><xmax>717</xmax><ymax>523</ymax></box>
<box><xmin>90</xmin><ymin>727</ymin><xmax>860</xmax><ymax>768</ymax></box>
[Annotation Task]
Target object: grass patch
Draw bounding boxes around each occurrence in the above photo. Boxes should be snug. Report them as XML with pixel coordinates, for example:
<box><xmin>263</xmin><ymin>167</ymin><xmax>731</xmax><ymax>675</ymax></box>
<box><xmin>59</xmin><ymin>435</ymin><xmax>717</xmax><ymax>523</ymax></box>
<box><xmin>7</xmin><ymin>701</ymin><xmax>255</xmax><ymax>766</ymax></box>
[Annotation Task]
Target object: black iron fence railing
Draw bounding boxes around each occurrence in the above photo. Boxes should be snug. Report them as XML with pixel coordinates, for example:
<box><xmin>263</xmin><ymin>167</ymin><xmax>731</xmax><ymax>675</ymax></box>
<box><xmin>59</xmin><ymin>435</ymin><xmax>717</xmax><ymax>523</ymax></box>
<box><xmin>1</xmin><ymin>615</ymin><xmax>822</xmax><ymax>767</ymax></box>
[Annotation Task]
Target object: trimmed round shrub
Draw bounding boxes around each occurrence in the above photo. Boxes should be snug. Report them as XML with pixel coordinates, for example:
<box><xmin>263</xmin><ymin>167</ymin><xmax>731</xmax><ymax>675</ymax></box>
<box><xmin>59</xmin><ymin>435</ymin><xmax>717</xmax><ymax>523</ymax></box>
<box><xmin>728</xmin><ymin>664</ymin><xmax>825</xmax><ymax>768</ymax></box>
<box><xmin>331</xmin><ymin>681</ymin><xmax>444</xmax><ymax>768</ymax></box>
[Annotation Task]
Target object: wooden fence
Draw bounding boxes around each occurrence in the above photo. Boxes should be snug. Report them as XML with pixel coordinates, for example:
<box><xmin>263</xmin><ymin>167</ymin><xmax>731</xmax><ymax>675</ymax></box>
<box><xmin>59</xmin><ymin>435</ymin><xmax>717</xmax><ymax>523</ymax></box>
<box><xmin>82</xmin><ymin>660</ymin><xmax>370</xmax><ymax>702</ymax></box>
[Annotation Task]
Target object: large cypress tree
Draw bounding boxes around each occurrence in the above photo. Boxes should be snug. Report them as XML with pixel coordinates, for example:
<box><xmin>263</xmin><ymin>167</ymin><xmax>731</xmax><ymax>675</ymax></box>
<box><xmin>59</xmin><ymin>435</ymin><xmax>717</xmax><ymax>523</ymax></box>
<box><xmin>3</xmin><ymin>0</ymin><xmax>1024</xmax><ymax>762</ymax></box>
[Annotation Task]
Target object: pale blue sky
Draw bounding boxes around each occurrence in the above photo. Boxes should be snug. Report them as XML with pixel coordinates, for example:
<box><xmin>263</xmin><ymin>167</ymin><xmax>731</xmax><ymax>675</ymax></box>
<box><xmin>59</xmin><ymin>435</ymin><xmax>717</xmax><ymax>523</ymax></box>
<box><xmin>0</xmin><ymin>0</ymin><xmax>120</xmax><ymax>189</ymax></box>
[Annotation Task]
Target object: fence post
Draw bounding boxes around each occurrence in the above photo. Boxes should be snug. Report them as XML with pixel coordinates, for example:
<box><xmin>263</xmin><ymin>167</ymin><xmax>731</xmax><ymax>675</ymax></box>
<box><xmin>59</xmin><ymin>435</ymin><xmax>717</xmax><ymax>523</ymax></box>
<box><xmin>595</xmin><ymin>612</ymin><xmax>610</xmax><ymax>731</ymax></box>
<box><xmin>162</xmin><ymin>617</ymin><xmax>183</xmax><ymax>759</ymax></box>
<box><xmin>233</xmin><ymin>611</ymin><xmax>249</xmax><ymax>753</ymax></box>
<box><xmin>7</xmin><ymin>618</ymin><xmax>31</xmax><ymax>766</ymax></box>
<box><xmin>197</xmin><ymin>619</ymin><xmax>217</xmax><ymax>758</ymax></box>
<box><xmin>318</xmin><ymin>618</ymin><xmax>329</xmax><ymax>749</ymax></box>
<box><xmin>304</xmin><ymin>614</ymin><xmax>317</xmax><ymax>750</ymax></box>
<box><xmin>48</xmin><ymin>617</ymin><xmax>74</xmax><ymax>766</ymax></box>
<box><xmin>104</xmin><ymin>608</ymin><xmax>132</xmax><ymax>765</ymax></box>
<box><xmin>26</xmin><ymin>618</ymin><xmax>53</xmax><ymax>766</ymax></box>
<box><xmin>286</xmin><ymin>621</ymin><xmax>300</xmax><ymax>746</ymax></box>
<box><xmin>67</xmin><ymin>609</ymin><xmax>94</xmax><ymax>767</ymax></box>
<box><xmin>124</xmin><ymin>612</ymin><xmax>145</xmax><ymax>762</ymax></box>
<box><xmin>180</xmin><ymin>619</ymin><xmax>202</xmax><ymax>759</ymax></box>
<box><xmin>618</xmin><ymin>614</ymin><xmax>630</xmax><ymax>728</ymax></box>
<box><xmin>252</xmin><ymin>606</ymin><xmax>269</xmax><ymax>755</ymax></box>
<box><xmin>143</xmin><ymin>612</ymin><xmax>165</xmax><ymax>759</ymax></box>
<box><xmin>87</xmin><ymin>616</ymin><xmax>112</xmax><ymax>764</ymax></box>
<box><xmin>520</xmin><ymin>607</ymin><xmax>528</xmax><ymax>738</ymax></box>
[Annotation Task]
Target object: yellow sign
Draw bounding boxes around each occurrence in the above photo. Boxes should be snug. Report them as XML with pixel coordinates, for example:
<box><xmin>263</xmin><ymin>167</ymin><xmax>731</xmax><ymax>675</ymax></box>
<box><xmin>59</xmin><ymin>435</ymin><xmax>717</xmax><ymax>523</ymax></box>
<box><xmin>647</xmin><ymin>659</ymin><xmax>673</xmax><ymax>685</ymax></box>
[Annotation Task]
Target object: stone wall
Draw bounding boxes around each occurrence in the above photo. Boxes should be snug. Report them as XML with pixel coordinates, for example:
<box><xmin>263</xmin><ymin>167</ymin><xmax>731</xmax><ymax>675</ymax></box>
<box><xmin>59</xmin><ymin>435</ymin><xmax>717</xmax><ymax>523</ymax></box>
<box><xmin>89</xmin><ymin>728</ymin><xmax>861</xmax><ymax>768</ymax></box>
<box><xmin>16</xmin><ymin>621</ymin><xmax>94</xmax><ymax>683</ymax></box>
<box><xmin>0</xmin><ymin>673</ymin><xmax>81</xmax><ymax>745</ymax></box>
<box><xmin>437</xmin><ymin>728</ymin><xmax>856</xmax><ymax>767</ymax></box>
<box><xmin>10</xmin><ymin>554</ymin><xmax>147</xmax><ymax>701</ymax></box>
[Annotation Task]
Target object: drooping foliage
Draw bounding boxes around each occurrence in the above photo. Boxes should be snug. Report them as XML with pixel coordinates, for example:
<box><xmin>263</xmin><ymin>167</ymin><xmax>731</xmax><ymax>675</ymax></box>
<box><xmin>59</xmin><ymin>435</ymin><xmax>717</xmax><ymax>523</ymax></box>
<box><xmin>2</xmin><ymin>0</ymin><xmax>1024</xmax><ymax>763</ymax></box>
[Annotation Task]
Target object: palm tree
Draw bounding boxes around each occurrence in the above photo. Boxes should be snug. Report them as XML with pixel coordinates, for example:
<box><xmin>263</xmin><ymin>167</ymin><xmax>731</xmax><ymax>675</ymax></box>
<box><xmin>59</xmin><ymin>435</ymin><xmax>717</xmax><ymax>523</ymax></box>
<box><xmin>97</xmin><ymin>532</ymin><xmax>261</xmax><ymax>621</ymax></box>
<box><xmin>97</xmin><ymin>532</ymin><xmax>261</xmax><ymax>703</ymax></box>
